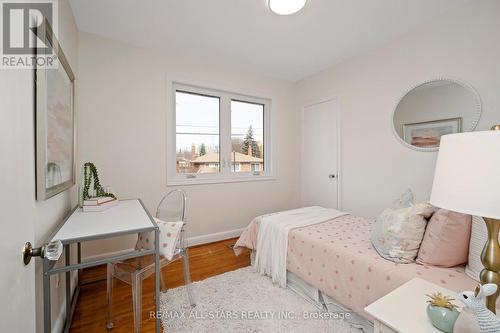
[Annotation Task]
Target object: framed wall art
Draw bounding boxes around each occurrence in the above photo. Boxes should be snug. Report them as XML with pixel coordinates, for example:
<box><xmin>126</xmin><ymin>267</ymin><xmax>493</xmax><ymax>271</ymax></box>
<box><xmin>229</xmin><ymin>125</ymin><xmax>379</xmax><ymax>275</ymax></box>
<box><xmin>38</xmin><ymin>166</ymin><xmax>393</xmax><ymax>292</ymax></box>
<box><xmin>35</xmin><ymin>19</ymin><xmax>75</xmax><ymax>200</ymax></box>
<box><xmin>403</xmin><ymin>117</ymin><xmax>462</xmax><ymax>149</ymax></box>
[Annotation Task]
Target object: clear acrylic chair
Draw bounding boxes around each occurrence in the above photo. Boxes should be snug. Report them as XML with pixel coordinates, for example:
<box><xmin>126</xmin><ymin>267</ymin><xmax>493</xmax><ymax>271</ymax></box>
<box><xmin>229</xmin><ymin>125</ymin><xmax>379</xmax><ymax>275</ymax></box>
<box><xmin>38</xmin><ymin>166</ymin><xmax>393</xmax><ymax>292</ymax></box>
<box><xmin>106</xmin><ymin>190</ymin><xmax>195</xmax><ymax>332</ymax></box>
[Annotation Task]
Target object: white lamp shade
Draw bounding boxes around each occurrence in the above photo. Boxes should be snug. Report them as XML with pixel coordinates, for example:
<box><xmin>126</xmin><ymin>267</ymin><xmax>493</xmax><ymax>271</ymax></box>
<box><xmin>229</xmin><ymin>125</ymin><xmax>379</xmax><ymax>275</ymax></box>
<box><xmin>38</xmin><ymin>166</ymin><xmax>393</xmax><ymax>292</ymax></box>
<box><xmin>430</xmin><ymin>131</ymin><xmax>500</xmax><ymax>219</ymax></box>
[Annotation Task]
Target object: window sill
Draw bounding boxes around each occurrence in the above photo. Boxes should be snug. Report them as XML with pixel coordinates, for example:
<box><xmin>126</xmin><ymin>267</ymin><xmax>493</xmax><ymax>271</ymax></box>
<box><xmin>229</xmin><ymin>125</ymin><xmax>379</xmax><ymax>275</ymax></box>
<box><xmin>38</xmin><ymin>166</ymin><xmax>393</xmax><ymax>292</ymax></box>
<box><xmin>167</xmin><ymin>175</ymin><xmax>276</xmax><ymax>186</ymax></box>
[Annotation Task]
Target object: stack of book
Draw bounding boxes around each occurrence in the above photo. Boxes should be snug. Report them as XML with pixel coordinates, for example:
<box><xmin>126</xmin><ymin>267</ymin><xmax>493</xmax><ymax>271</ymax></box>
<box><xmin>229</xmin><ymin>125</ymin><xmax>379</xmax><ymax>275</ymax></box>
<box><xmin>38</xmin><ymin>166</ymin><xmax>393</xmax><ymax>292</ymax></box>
<box><xmin>83</xmin><ymin>196</ymin><xmax>119</xmax><ymax>212</ymax></box>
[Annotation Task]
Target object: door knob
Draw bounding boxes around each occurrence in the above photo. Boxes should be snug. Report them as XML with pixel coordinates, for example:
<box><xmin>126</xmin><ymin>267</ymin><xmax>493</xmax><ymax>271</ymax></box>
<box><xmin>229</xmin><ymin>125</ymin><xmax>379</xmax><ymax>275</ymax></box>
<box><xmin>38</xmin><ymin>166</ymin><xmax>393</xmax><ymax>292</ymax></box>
<box><xmin>22</xmin><ymin>240</ymin><xmax>63</xmax><ymax>265</ymax></box>
<box><xmin>328</xmin><ymin>174</ymin><xmax>337</xmax><ymax>179</ymax></box>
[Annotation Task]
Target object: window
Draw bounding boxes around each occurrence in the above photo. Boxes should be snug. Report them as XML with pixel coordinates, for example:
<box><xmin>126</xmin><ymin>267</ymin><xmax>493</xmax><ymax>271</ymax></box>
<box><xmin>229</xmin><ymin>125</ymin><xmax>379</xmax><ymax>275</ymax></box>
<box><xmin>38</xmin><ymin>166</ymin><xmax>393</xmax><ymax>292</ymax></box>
<box><xmin>168</xmin><ymin>83</ymin><xmax>272</xmax><ymax>185</ymax></box>
<box><xmin>231</xmin><ymin>100</ymin><xmax>264</xmax><ymax>174</ymax></box>
<box><xmin>232</xmin><ymin>163</ymin><xmax>241</xmax><ymax>172</ymax></box>
<box><xmin>175</xmin><ymin>91</ymin><xmax>220</xmax><ymax>174</ymax></box>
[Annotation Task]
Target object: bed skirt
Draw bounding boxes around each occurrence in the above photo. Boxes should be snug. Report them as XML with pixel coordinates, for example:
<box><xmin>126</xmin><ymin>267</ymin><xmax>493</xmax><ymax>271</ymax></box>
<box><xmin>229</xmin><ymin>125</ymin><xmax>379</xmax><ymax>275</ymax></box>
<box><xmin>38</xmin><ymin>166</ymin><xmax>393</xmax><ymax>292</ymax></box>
<box><xmin>287</xmin><ymin>271</ymin><xmax>373</xmax><ymax>333</ymax></box>
<box><xmin>251</xmin><ymin>251</ymin><xmax>373</xmax><ymax>333</ymax></box>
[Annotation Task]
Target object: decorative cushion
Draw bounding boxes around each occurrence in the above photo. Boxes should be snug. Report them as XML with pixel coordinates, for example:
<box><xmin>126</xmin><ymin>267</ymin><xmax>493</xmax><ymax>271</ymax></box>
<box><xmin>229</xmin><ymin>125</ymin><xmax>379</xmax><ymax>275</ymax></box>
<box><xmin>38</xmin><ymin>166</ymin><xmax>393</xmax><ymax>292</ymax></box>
<box><xmin>392</xmin><ymin>188</ymin><xmax>415</xmax><ymax>209</ymax></box>
<box><xmin>416</xmin><ymin>209</ymin><xmax>472</xmax><ymax>267</ymax></box>
<box><xmin>466</xmin><ymin>216</ymin><xmax>490</xmax><ymax>281</ymax></box>
<box><xmin>135</xmin><ymin>217</ymin><xmax>183</xmax><ymax>260</ymax></box>
<box><xmin>371</xmin><ymin>203</ymin><xmax>435</xmax><ymax>263</ymax></box>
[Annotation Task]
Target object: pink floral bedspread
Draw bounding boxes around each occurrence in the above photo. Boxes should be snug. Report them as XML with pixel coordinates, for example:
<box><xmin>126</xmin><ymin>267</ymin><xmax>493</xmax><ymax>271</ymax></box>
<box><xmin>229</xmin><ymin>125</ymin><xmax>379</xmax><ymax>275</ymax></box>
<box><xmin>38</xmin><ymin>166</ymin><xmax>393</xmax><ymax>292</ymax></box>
<box><xmin>234</xmin><ymin>214</ymin><xmax>479</xmax><ymax>320</ymax></box>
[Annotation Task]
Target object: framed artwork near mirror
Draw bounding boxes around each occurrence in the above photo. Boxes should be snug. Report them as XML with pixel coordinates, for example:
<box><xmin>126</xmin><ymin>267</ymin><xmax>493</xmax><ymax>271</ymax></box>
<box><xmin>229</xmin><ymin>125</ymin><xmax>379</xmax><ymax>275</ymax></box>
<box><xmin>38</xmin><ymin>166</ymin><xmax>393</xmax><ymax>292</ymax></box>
<box><xmin>402</xmin><ymin>117</ymin><xmax>462</xmax><ymax>149</ymax></box>
<box><xmin>392</xmin><ymin>78</ymin><xmax>481</xmax><ymax>152</ymax></box>
<box><xmin>35</xmin><ymin>19</ymin><xmax>76</xmax><ymax>200</ymax></box>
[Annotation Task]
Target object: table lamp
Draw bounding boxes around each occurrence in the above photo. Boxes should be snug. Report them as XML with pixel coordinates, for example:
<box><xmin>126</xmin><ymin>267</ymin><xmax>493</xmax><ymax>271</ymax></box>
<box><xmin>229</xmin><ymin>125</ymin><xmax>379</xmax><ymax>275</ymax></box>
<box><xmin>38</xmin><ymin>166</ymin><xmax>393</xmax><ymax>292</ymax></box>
<box><xmin>430</xmin><ymin>127</ymin><xmax>500</xmax><ymax>313</ymax></box>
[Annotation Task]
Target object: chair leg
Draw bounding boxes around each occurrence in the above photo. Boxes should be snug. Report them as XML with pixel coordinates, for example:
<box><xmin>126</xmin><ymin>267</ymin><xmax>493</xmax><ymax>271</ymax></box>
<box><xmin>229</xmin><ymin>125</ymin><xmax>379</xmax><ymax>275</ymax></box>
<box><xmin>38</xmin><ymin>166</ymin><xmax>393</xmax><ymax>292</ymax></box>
<box><xmin>181</xmin><ymin>248</ymin><xmax>196</xmax><ymax>307</ymax></box>
<box><xmin>106</xmin><ymin>263</ymin><xmax>114</xmax><ymax>330</ymax></box>
<box><xmin>131</xmin><ymin>274</ymin><xmax>143</xmax><ymax>333</ymax></box>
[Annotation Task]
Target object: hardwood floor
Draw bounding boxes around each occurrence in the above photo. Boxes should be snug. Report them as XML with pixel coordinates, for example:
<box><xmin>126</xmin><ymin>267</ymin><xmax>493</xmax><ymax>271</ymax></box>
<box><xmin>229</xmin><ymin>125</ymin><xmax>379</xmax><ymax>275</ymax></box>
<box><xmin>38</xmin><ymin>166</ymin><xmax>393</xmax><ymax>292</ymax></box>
<box><xmin>69</xmin><ymin>238</ymin><xmax>250</xmax><ymax>332</ymax></box>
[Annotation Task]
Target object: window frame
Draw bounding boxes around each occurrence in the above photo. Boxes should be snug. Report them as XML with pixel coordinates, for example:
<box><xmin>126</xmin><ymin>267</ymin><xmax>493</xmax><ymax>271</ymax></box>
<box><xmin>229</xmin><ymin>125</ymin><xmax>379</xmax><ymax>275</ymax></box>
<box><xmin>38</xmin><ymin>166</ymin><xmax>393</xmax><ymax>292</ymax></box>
<box><xmin>232</xmin><ymin>163</ymin><xmax>241</xmax><ymax>172</ymax></box>
<box><xmin>167</xmin><ymin>81</ymin><xmax>273</xmax><ymax>186</ymax></box>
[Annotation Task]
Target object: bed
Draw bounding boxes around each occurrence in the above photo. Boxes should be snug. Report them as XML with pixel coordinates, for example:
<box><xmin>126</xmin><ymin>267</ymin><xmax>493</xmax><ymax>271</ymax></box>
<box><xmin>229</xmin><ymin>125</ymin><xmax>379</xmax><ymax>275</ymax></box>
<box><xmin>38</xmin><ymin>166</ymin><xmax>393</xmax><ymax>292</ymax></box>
<box><xmin>234</xmin><ymin>212</ymin><xmax>480</xmax><ymax>330</ymax></box>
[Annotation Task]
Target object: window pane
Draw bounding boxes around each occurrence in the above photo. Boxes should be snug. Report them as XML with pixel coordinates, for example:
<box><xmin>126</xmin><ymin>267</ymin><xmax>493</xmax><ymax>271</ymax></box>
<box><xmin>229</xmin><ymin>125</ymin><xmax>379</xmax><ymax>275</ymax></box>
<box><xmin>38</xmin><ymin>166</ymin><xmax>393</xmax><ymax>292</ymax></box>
<box><xmin>176</xmin><ymin>91</ymin><xmax>220</xmax><ymax>174</ymax></box>
<box><xmin>231</xmin><ymin>100</ymin><xmax>264</xmax><ymax>173</ymax></box>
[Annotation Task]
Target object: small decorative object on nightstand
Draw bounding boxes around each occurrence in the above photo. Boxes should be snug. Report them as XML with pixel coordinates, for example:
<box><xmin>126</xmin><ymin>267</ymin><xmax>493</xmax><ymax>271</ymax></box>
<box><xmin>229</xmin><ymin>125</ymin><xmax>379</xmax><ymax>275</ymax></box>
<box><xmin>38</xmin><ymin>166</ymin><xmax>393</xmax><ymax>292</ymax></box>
<box><xmin>365</xmin><ymin>278</ymin><xmax>462</xmax><ymax>333</ymax></box>
<box><xmin>426</xmin><ymin>292</ymin><xmax>459</xmax><ymax>332</ymax></box>
<box><xmin>457</xmin><ymin>284</ymin><xmax>500</xmax><ymax>333</ymax></box>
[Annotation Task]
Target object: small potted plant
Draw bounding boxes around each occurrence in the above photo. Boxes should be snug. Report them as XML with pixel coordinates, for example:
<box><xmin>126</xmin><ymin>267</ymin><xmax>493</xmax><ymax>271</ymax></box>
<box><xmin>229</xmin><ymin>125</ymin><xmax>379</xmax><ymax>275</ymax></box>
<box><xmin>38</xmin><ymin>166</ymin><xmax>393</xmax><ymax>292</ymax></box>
<box><xmin>79</xmin><ymin>162</ymin><xmax>116</xmax><ymax>207</ymax></box>
<box><xmin>426</xmin><ymin>292</ymin><xmax>460</xmax><ymax>333</ymax></box>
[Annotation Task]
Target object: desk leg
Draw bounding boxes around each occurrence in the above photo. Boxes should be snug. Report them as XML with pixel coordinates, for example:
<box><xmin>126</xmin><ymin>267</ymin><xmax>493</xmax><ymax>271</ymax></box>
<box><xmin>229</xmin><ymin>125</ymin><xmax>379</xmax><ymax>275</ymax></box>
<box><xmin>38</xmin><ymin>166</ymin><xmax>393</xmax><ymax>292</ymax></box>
<box><xmin>77</xmin><ymin>242</ymin><xmax>81</xmax><ymax>283</ymax></box>
<box><xmin>155</xmin><ymin>228</ymin><xmax>160</xmax><ymax>333</ymax></box>
<box><xmin>43</xmin><ymin>259</ymin><xmax>51</xmax><ymax>333</ymax></box>
<box><xmin>65</xmin><ymin>245</ymin><xmax>71</xmax><ymax>317</ymax></box>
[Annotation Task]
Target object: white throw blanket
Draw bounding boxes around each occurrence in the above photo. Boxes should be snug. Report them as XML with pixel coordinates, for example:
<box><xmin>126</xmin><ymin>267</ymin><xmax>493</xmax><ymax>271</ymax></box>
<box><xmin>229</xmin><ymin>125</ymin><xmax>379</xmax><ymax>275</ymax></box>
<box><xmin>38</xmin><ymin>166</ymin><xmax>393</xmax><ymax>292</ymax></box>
<box><xmin>254</xmin><ymin>206</ymin><xmax>347</xmax><ymax>287</ymax></box>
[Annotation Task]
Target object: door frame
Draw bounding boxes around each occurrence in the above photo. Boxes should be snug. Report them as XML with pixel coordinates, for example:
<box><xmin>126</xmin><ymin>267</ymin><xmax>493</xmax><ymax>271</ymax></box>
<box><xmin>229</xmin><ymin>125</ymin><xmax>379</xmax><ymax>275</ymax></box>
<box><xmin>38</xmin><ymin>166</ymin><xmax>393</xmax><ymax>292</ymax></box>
<box><xmin>301</xmin><ymin>96</ymin><xmax>342</xmax><ymax>210</ymax></box>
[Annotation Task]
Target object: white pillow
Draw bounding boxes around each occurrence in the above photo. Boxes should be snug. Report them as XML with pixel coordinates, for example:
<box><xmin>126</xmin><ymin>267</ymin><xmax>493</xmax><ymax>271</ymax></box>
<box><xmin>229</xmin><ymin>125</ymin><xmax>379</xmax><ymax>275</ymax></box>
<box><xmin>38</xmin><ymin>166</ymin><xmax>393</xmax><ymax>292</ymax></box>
<box><xmin>135</xmin><ymin>217</ymin><xmax>183</xmax><ymax>261</ymax></box>
<box><xmin>371</xmin><ymin>203</ymin><xmax>435</xmax><ymax>263</ymax></box>
<box><xmin>466</xmin><ymin>216</ymin><xmax>489</xmax><ymax>281</ymax></box>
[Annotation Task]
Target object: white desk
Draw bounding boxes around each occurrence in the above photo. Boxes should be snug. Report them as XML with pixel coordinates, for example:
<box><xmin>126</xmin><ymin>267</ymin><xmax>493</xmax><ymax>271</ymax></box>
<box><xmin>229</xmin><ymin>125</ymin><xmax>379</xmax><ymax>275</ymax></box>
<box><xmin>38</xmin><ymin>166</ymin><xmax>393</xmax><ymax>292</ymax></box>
<box><xmin>51</xmin><ymin>199</ymin><xmax>155</xmax><ymax>243</ymax></box>
<box><xmin>42</xmin><ymin>199</ymin><xmax>160</xmax><ymax>333</ymax></box>
<box><xmin>365</xmin><ymin>278</ymin><xmax>460</xmax><ymax>333</ymax></box>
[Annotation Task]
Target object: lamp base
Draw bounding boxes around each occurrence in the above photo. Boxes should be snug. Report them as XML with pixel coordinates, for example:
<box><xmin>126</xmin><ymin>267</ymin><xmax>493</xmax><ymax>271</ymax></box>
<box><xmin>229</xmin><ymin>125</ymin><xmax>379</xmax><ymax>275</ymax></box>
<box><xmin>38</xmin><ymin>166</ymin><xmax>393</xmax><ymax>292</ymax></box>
<box><xmin>480</xmin><ymin>217</ymin><xmax>500</xmax><ymax>314</ymax></box>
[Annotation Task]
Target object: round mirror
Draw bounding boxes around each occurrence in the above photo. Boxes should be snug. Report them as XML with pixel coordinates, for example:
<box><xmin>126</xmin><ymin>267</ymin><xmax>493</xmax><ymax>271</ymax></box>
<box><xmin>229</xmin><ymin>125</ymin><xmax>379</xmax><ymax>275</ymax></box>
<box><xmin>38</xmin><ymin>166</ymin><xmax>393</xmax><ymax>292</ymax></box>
<box><xmin>392</xmin><ymin>79</ymin><xmax>481</xmax><ymax>151</ymax></box>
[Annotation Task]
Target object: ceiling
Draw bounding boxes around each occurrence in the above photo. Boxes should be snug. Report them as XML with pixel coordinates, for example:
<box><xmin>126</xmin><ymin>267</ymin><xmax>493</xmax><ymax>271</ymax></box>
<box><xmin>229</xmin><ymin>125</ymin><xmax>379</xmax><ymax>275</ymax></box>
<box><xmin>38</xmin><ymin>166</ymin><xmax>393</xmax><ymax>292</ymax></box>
<box><xmin>69</xmin><ymin>0</ymin><xmax>471</xmax><ymax>82</ymax></box>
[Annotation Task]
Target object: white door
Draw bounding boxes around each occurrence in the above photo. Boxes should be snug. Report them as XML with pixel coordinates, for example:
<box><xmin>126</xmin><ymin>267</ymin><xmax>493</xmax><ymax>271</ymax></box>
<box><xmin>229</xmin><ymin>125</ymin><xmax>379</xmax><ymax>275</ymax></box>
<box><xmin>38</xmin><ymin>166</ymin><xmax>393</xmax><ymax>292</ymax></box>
<box><xmin>0</xmin><ymin>70</ymin><xmax>36</xmax><ymax>331</ymax></box>
<box><xmin>302</xmin><ymin>99</ymin><xmax>340</xmax><ymax>209</ymax></box>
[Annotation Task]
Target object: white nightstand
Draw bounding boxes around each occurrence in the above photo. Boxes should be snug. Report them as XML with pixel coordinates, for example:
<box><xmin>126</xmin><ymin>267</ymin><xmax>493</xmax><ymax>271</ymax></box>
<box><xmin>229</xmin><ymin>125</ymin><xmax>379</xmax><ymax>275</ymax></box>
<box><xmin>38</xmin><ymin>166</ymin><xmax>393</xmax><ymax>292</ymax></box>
<box><xmin>365</xmin><ymin>278</ymin><xmax>461</xmax><ymax>333</ymax></box>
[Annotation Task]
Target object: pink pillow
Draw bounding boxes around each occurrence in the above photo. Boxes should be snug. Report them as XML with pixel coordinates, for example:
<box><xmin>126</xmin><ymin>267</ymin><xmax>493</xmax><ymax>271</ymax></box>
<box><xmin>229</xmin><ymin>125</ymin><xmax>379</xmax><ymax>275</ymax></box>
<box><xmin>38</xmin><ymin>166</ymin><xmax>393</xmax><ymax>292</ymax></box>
<box><xmin>416</xmin><ymin>209</ymin><xmax>472</xmax><ymax>267</ymax></box>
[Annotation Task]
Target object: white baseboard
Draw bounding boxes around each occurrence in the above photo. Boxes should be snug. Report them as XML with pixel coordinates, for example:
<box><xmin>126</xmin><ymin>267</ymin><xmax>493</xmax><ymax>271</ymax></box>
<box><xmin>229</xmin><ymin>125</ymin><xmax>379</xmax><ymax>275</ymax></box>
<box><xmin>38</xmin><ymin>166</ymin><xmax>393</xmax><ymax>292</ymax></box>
<box><xmin>83</xmin><ymin>228</ymin><xmax>245</xmax><ymax>261</ymax></box>
<box><xmin>53</xmin><ymin>298</ymin><xmax>66</xmax><ymax>333</ymax></box>
<box><xmin>186</xmin><ymin>228</ymin><xmax>245</xmax><ymax>247</ymax></box>
<box><xmin>53</xmin><ymin>271</ymin><xmax>79</xmax><ymax>333</ymax></box>
<box><xmin>83</xmin><ymin>248</ymin><xmax>136</xmax><ymax>262</ymax></box>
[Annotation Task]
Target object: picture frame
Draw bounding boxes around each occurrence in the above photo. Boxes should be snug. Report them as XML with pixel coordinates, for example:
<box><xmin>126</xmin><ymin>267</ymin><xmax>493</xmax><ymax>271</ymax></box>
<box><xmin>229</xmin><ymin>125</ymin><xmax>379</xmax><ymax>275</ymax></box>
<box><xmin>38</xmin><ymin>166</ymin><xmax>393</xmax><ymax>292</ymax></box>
<box><xmin>35</xmin><ymin>19</ymin><xmax>76</xmax><ymax>200</ymax></box>
<box><xmin>402</xmin><ymin>117</ymin><xmax>462</xmax><ymax>149</ymax></box>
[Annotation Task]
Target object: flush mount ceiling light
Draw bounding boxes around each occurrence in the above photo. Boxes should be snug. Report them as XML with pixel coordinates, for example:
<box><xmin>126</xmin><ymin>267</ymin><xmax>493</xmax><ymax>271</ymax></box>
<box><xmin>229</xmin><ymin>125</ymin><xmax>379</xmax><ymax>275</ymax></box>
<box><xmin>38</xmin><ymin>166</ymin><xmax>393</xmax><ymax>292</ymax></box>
<box><xmin>268</xmin><ymin>0</ymin><xmax>307</xmax><ymax>15</ymax></box>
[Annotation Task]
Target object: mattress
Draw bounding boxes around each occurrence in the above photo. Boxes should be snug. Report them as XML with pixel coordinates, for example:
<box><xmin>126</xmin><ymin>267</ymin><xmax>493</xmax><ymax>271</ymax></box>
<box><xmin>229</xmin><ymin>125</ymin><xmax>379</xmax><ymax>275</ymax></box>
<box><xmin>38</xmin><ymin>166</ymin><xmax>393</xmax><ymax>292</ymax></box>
<box><xmin>235</xmin><ymin>214</ymin><xmax>480</xmax><ymax>320</ymax></box>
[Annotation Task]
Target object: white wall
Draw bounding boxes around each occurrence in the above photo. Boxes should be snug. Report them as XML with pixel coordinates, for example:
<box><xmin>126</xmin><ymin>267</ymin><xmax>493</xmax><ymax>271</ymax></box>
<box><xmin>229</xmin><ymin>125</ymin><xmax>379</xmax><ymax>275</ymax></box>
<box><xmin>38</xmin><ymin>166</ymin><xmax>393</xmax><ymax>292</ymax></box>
<box><xmin>295</xmin><ymin>0</ymin><xmax>500</xmax><ymax>218</ymax></box>
<box><xmin>76</xmin><ymin>32</ymin><xmax>301</xmax><ymax>258</ymax></box>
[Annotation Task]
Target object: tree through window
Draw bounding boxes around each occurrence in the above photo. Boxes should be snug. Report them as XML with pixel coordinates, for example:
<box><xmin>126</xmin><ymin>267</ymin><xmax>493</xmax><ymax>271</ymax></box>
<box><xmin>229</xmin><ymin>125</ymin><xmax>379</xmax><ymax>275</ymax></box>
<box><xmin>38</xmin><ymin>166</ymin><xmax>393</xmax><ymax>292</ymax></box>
<box><xmin>231</xmin><ymin>101</ymin><xmax>264</xmax><ymax>173</ymax></box>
